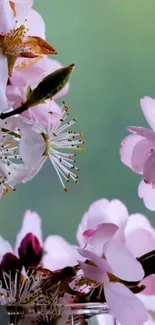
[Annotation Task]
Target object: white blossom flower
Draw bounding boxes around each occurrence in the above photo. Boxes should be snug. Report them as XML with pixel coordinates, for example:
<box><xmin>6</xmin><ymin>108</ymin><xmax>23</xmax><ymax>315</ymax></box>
<box><xmin>19</xmin><ymin>102</ymin><xmax>85</xmax><ymax>191</ymax></box>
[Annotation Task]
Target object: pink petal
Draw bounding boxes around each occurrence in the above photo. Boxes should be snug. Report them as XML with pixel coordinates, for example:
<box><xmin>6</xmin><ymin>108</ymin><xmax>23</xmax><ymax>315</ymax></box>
<box><xmin>105</xmin><ymin>199</ymin><xmax>128</xmax><ymax>224</ymax></box>
<box><xmin>0</xmin><ymin>0</ymin><xmax>14</xmax><ymax>33</ymax></box>
<box><xmin>143</xmin><ymin>152</ymin><xmax>155</xmax><ymax>184</ymax></box>
<box><xmin>11</xmin><ymin>61</ymin><xmax>45</xmax><ymax>87</ymax></box>
<box><xmin>141</xmin><ymin>275</ymin><xmax>155</xmax><ymax>295</ymax></box>
<box><xmin>125</xmin><ymin>213</ymin><xmax>154</xmax><ymax>235</ymax></box>
<box><xmin>140</xmin><ymin>97</ymin><xmax>155</xmax><ymax>131</ymax></box>
<box><xmin>35</xmin><ymin>56</ymin><xmax>64</xmax><ymax>73</ymax></box>
<box><xmin>22</xmin><ymin>100</ymin><xmax>62</xmax><ymax>129</ymax></box>
<box><xmin>76</xmin><ymin>198</ymin><xmax>109</xmax><ymax>246</ymax></box>
<box><xmin>77</xmin><ymin>199</ymin><xmax>128</xmax><ymax>247</ymax></box>
<box><xmin>10</xmin><ymin>71</ymin><xmax>27</xmax><ymax>88</ymax></box>
<box><xmin>15</xmin><ymin>210</ymin><xmax>43</xmax><ymax>255</ymax></box>
<box><xmin>120</xmin><ymin>134</ymin><xmax>143</xmax><ymax>168</ymax></box>
<box><xmin>6</xmin><ymin>85</ymin><xmax>23</xmax><ymax>109</ymax></box>
<box><xmin>128</xmin><ymin>127</ymin><xmax>155</xmax><ymax>147</ymax></box>
<box><xmin>83</xmin><ymin>229</ymin><xmax>95</xmax><ymax>240</ymax></box>
<box><xmin>85</xmin><ymin>223</ymin><xmax>118</xmax><ymax>256</ymax></box>
<box><xmin>42</xmin><ymin>236</ymin><xmax>80</xmax><ymax>271</ymax></box>
<box><xmin>138</xmin><ymin>293</ymin><xmax>155</xmax><ymax>312</ymax></box>
<box><xmin>138</xmin><ymin>180</ymin><xmax>155</xmax><ymax>211</ymax></box>
<box><xmin>126</xmin><ymin>229</ymin><xmax>155</xmax><ymax>257</ymax></box>
<box><xmin>104</xmin><ymin>282</ymin><xmax>148</xmax><ymax>325</ymax></box>
<box><xmin>131</xmin><ymin>139</ymin><xmax>151</xmax><ymax>173</ymax></box>
<box><xmin>104</xmin><ymin>239</ymin><xmax>144</xmax><ymax>281</ymax></box>
<box><xmin>78</xmin><ymin>248</ymin><xmax>112</xmax><ymax>273</ymax></box>
<box><xmin>78</xmin><ymin>260</ymin><xmax>109</xmax><ymax>283</ymax></box>
<box><xmin>124</xmin><ymin>213</ymin><xmax>155</xmax><ymax>256</ymax></box>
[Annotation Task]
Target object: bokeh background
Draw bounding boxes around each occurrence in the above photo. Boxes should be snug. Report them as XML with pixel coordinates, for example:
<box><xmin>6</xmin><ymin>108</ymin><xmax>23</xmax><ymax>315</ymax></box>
<box><xmin>1</xmin><ymin>0</ymin><xmax>155</xmax><ymax>244</ymax></box>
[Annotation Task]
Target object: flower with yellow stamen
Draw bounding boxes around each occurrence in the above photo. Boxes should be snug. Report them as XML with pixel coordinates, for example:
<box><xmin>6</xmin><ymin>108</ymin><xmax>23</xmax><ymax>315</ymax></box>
<box><xmin>0</xmin><ymin>24</ymin><xmax>57</xmax><ymax>76</ymax></box>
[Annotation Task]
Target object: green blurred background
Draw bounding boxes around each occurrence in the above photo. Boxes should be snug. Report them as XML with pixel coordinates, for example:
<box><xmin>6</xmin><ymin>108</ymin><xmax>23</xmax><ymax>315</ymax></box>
<box><xmin>1</xmin><ymin>0</ymin><xmax>155</xmax><ymax>244</ymax></box>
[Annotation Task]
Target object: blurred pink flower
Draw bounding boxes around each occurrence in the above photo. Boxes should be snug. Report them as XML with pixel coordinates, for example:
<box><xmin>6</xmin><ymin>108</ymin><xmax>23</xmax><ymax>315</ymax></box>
<box><xmin>0</xmin><ymin>210</ymin><xmax>80</xmax><ymax>271</ymax></box>
<box><xmin>78</xmin><ymin>241</ymin><xmax>147</xmax><ymax>325</ymax></box>
<box><xmin>0</xmin><ymin>0</ymin><xmax>47</xmax><ymax>112</ymax></box>
<box><xmin>120</xmin><ymin>96</ymin><xmax>155</xmax><ymax>211</ymax></box>
<box><xmin>77</xmin><ymin>198</ymin><xmax>155</xmax><ymax>255</ymax></box>
<box><xmin>77</xmin><ymin>198</ymin><xmax>128</xmax><ymax>247</ymax></box>
<box><xmin>76</xmin><ymin>198</ymin><xmax>155</xmax><ymax>296</ymax></box>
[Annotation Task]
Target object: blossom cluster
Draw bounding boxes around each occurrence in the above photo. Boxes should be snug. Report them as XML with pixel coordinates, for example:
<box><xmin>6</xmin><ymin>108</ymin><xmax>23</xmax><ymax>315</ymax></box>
<box><xmin>0</xmin><ymin>0</ymin><xmax>85</xmax><ymax>196</ymax></box>
<box><xmin>0</xmin><ymin>204</ymin><xmax>155</xmax><ymax>325</ymax></box>
<box><xmin>0</xmin><ymin>1</ymin><xmax>155</xmax><ymax>325</ymax></box>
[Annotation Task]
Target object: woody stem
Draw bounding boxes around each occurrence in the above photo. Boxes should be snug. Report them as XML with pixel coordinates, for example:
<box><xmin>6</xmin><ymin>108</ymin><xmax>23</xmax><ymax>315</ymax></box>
<box><xmin>0</xmin><ymin>104</ymin><xmax>28</xmax><ymax>120</ymax></box>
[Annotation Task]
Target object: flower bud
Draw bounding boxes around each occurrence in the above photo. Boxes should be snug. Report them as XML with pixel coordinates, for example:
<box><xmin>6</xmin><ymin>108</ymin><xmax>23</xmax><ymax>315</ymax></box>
<box><xmin>0</xmin><ymin>64</ymin><xmax>75</xmax><ymax>120</ymax></box>
<box><xmin>18</xmin><ymin>233</ymin><xmax>43</xmax><ymax>269</ymax></box>
<box><xmin>0</xmin><ymin>253</ymin><xmax>22</xmax><ymax>274</ymax></box>
<box><xmin>24</xmin><ymin>64</ymin><xmax>75</xmax><ymax>108</ymax></box>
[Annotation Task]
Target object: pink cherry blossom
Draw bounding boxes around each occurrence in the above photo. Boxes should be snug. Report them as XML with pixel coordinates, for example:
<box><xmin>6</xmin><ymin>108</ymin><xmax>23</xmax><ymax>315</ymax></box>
<box><xmin>76</xmin><ymin>197</ymin><xmax>155</xmax><ymax>298</ymax></box>
<box><xmin>0</xmin><ymin>1</ymin><xmax>51</xmax><ymax>113</ymax></box>
<box><xmin>77</xmin><ymin>198</ymin><xmax>128</xmax><ymax>247</ymax></box>
<box><xmin>77</xmin><ymin>197</ymin><xmax>155</xmax><ymax>257</ymax></box>
<box><xmin>120</xmin><ymin>96</ymin><xmax>155</xmax><ymax>210</ymax></box>
<box><xmin>78</xmin><ymin>241</ymin><xmax>147</xmax><ymax>325</ymax></box>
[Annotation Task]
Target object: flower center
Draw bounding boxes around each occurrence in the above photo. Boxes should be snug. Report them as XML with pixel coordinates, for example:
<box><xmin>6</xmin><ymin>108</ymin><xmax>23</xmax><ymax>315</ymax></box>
<box><xmin>2</xmin><ymin>25</ymin><xmax>27</xmax><ymax>56</ymax></box>
<box><xmin>41</xmin><ymin>133</ymin><xmax>51</xmax><ymax>156</ymax></box>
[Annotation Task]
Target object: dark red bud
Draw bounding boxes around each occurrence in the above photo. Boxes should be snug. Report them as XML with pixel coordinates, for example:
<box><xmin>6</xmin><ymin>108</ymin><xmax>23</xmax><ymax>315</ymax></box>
<box><xmin>1</xmin><ymin>253</ymin><xmax>22</xmax><ymax>274</ymax></box>
<box><xmin>18</xmin><ymin>233</ymin><xmax>43</xmax><ymax>269</ymax></box>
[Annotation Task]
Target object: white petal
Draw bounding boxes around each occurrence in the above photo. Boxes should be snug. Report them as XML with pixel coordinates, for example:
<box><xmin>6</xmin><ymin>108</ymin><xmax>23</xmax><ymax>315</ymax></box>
<box><xmin>138</xmin><ymin>293</ymin><xmax>155</xmax><ymax>312</ymax></box>
<box><xmin>15</xmin><ymin>210</ymin><xmax>43</xmax><ymax>255</ymax></box>
<box><xmin>0</xmin><ymin>0</ymin><xmax>14</xmax><ymax>33</ymax></box>
<box><xmin>19</xmin><ymin>118</ymin><xmax>45</xmax><ymax>164</ymax></box>
<box><xmin>0</xmin><ymin>53</ymin><xmax>11</xmax><ymax>113</ymax></box>
<box><xmin>5</xmin><ymin>163</ymin><xmax>32</xmax><ymax>185</ymax></box>
<box><xmin>26</xmin><ymin>9</ymin><xmax>45</xmax><ymax>39</ymax></box>
<box><xmin>0</xmin><ymin>162</ymin><xmax>31</xmax><ymax>191</ymax></box>
<box><xmin>104</xmin><ymin>239</ymin><xmax>144</xmax><ymax>281</ymax></box>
